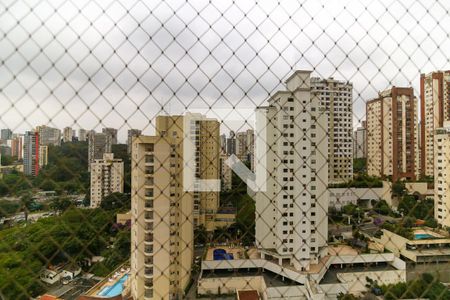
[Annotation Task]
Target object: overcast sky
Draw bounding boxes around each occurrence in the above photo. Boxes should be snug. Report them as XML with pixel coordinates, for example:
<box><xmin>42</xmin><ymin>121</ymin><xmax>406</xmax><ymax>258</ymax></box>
<box><xmin>1</xmin><ymin>0</ymin><xmax>449</xmax><ymax>142</ymax></box>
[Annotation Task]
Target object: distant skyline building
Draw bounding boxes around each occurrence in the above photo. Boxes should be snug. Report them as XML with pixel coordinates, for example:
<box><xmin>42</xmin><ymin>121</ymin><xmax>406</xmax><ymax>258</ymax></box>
<box><xmin>10</xmin><ymin>134</ymin><xmax>23</xmax><ymax>160</ymax></box>
<box><xmin>78</xmin><ymin>129</ymin><xmax>87</xmax><ymax>142</ymax></box>
<box><xmin>255</xmin><ymin>70</ymin><xmax>329</xmax><ymax>271</ymax></box>
<box><xmin>434</xmin><ymin>122</ymin><xmax>450</xmax><ymax>227</ymax></box>
<box><xmin>420</xmin><ymin>70</ymin><xmax>450</xmax><ymax>178</ymax></box>
<box><xmin>90</xmin><ymin>153</ymin><xmax>124</xmax><ymax>208</ymax></box>
<box><xmin>1</xmin><ymin>129</ymin><xmax>12</xmax><ymax>141</ymax></box>
<box><xmin>311</xmin><ymin>77</ymin><xmax>353</xmax><ymax>184</ymax></box>
<box><xmin>366</xmin><ymin>87</ymin><xmax>418</xmax><ymax>182</ymax></box>
<box><xmin>226</xmin><ymin>130</ymin><xmax>236</xmax><ymax>155</ymax></box>
<box><xmin>353</xmin><ymin>122</ymin><xmax>366</xmax><ymax>159</ymax></box>
<box><xmin>38</xmin><ymin>145</ymin><xmax>48</xmax><ymax>169</ymax></box>
<box><xmin>220</xmin><ymin>152</ymin><xmax>232</xmax><ymax>192</ymax></box>
<box><xmin>23</xmin><ymin>131</ymin><xmax>39</xmax><ymax>176</ymax></box>
<box><xmin>102</xmin><ymin>127</ymin><xmax>118</xmax><ymax>144</ymax></box>
<box><xmin>88</xmin><ymin>132</ymin><xmax>112</xmax><ymax>171</ymax></box>
<box><xmin>63</xmin><ymin>127</ymin><xmax>74</xmax><ymax>143</ymax></box>
<box><xmin>127</xmin><ymin>129</ymin><xmax>142</xmax><ymax>154</ymax></box>
<box><xmin>220</xmin><ymin>134</ymin><xmax>226</xmax><ymax>152</ymax></box>
<box><xmin>36</xmin><ymin>125</ymin><xmax>61</xmax><ymax>147</ymax></box>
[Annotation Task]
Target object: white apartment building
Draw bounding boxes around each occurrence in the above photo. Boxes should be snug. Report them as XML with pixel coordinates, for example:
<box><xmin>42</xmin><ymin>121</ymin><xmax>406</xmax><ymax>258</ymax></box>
<box><xmin>78</xmin><ymin>129</ymin><xmax>87</xmax><ymax>142</ymax></box>
<box><xmin>255</xmin><ymin>70</ymin><xmax>329</xmax><ymax>271</ymax></box>
<box><xmin>434</xmin><ymin>122</ymin><xmax>450</xmax><ymax>227</ymax></box>
<box><xmin>311</xmin><ymin>77</ymin><xmax>353</xmax><ymax>184</ymax></box>
<box><xmin>420</xmin><ymin>71</ymin><xmax>450</xmax><ymax>177</ymax></box>
<box><xmin>353</xmin><ymin>124</ymin><xmax>366</xmax><ymax>159</ymax></box>
<box><xmin>90</xmin><ymin>153</ymin><xmax>124</xmax><ymax>208</ymax></box>
<box><xmin>63</xmin><ymin>127</ymin><xmax>74</xmax><ymax>143</ymax></box>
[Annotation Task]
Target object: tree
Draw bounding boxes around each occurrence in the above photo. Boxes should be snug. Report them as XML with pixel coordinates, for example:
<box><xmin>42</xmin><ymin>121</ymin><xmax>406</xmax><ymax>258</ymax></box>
<box><xmin>50</xmin><ymin>197</ymin><xmax>72</xmax><ymax>213</ymax></box>
<box><xmin>392</xmin><ymin>181</ymin><xmax>406</xmax><ymax>197</ymax></box>
<box><xmin>100</xmin><ymin>192</ymin><xmax>130</xmax><ymax>211</ymax></box>
<box><xmin>0</xmin><ymin>155</ymin><xmax>14</xmax><ymax>166</ymax></box>
<box><xmin>20</xmin><ymin>193</ymin><xmax>33</xmax><ymax>222</ymax></box>
<box><xmin>0</xmin><ymin>181</ymin><xmax>9</xmax><ymax>196</ymax></box>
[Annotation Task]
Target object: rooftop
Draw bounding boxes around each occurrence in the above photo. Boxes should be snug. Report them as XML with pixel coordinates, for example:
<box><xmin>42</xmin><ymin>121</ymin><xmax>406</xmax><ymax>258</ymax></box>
<box><xmin>237</xmin><ymin>290</ymin><xmax>259</xmax><ymax>300</ymax></box>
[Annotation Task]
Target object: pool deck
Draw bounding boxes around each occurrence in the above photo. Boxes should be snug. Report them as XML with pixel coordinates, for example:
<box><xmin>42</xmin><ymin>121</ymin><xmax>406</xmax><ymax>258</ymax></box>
<box><xmin>85</xmin><ymin>266</ymin><xmax>130</xmax><ymax>297</ymax></box>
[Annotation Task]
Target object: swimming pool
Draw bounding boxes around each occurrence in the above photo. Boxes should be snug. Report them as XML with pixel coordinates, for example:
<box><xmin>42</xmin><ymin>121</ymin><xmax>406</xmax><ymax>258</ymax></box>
<box><xmin>414</xmin><ymin>233</ymin><xmax>435</xmax><ymax>240</ymax></box>
<box><xmin>97</xmin><ymin>274</ymin><xmax>128</xmax><ymax>297</ymax></box>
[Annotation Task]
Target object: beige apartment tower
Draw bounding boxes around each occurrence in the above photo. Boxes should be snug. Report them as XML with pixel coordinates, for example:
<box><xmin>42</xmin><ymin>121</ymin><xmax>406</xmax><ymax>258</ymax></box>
<box><xmin>434</xmin><ymin>122</ymin><xmax>450</xmax><ymax>228</ymax></box>
<box><xmin>156</xmin><ymin>114</ymin><xmax>220</xmax><ymax>231</ymax></box>
<box><xmin>366</xmin><ymin>87</ymin><xmax>418</xmax><ymax>182</ymax></box>
<box><xmin>420</xmin><ymin>71</ymin><xmax>450</xmax><ymax>178</ymax></box>
<box><xmin>90</xmin><ymin>153</ymin><xmax>124</xmax><ymax>208</ymax></box>
<box><xmin>131</xmin><ymin>113</ymin><xmax>219</xmax><ymax>300</ymax></box>
<box><xmin>255</xmin><ymin>70</ymin><xmax>329</xmax><ymax>271</ymax></box>
<box><xmin>311</xmin><ymin>77</ymin><xmax>353</xmax><ymax>184</ymax></box>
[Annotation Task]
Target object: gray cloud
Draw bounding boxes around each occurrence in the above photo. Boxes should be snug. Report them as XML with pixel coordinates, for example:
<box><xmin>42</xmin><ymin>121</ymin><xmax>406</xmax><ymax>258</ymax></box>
<box><xmin>1</xmin><ymin>0</ymin><xmax>449</xmax><ymax>142</ymax></box>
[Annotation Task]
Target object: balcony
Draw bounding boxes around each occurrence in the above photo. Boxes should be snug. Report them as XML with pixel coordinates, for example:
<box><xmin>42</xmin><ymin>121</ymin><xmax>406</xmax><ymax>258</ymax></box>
<box><xmin>144</xmin><ymin>267</ymin><xmax>153</xmax><ymax>278</ymax></box>
<box><xmin>144</xmin><ymin>246</ymin><xmax>153</xmax><ymax>254</ymax></box>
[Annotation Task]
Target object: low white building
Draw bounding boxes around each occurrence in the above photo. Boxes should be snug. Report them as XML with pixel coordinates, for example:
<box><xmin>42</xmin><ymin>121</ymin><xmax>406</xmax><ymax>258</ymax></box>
<box><xmin>90</xmin><ymin>153</ymin><xmax>124</xmax><ymax>208</ymax></box>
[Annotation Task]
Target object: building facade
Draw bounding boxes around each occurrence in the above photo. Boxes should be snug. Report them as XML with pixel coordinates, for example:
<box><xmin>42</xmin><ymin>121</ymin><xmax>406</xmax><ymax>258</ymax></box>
<box><xmin>63</xmin><ymin>127</ymin><xmax>74</xmax><ymax>143</ymax></box>
<box><xmin>220</xmin><ymin>152</ymin><xmax>232</xmax><ymax>192</ymax></box>
<box><xmin>10</xmin><ymin>134</ymin><xmax>23</xmax><ymax>160</ymax></box>
<box><xmin>311</xmin><ymin>77</ymin><xmax>353</xmax><ymax>184</ymax></box>
<box><xmin>353</xmin><ymin>124</ymin><xmax>366</xmax><ymax>159</ymax></box>
<box><xmin>255</xmin><ymin>70</ymin><xmax>329</xmax><ymax>271</ymax></box>
<box><xmin>88</xmin><ymin>132</ymin><xmax>112</xmax><ymax>170</ymax></box>
<box><xmin>1</xmin><ymin>129</ymin><xmax>12</xmax><ymax>141</ymax></box>
<box><xmin>127</xmin><ymin>129</ymin><xmax>142</xmax><ymax>154</ymax></box>
<box><xmin>434</xmin><ymin>122</ymin><xmax>450</xmax><ymax>227</ymax></box>
<box><xmin>366</xmin><ymin>87</ymin><xmax>418</xmax><ymax>182</ymax></box>
<box><xmin>156</xmin><ymin>114</ymin><xmax>220</xmax><ymax>231</ymax></box>
<box><xmin>90</xmin><ymin>153</ymin><xmax>124</xmax><ymax>208</ymax></box>
<box><xmin>226</xmin><ymin>131</ymin><xmax>236</xmax><ymax>155</ymax></box>
<box><xmin>78</xmin><ymin>129</ymin><xmax>87</xmax><ymax>142</ymax></box>
<box><xmin>38</xmin><ymin>145</ymin><xmax>48</xmax><ymax>169</ymax></box>
<box><xmin>36</xmin><ymin>125</ymin><xmax>61</xmax><ymax>146</ymax></box>
<box><xmin>23</xmin><ymin>131</ymin><xmax>39</xmax><ymax>176</ymax></box>
<box><xmin>131</xmin><ymin>135</ymin><xmax>193</xmax><ymax>300</ymax></box>
<box><xmin>420</xmin><ymin>71</ymin><xmax>450</xmax><ymax>178</ymax></box>
<box><xmin>102</xmin><ymin>127</ymin><xmax>118</xmax><ymax>144</ymax></box>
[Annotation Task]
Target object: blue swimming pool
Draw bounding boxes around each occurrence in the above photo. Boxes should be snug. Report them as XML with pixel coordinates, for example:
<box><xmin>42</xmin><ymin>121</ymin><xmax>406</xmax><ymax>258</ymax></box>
<box><xmin>414</xmin><ymin>233</ymin><xmax>435</xmax><ymax>240</ymax></box>
<box><xmin>97</xmin><ymin>274</ymin><xmax>128</xmax><ymax>297</ymax></box>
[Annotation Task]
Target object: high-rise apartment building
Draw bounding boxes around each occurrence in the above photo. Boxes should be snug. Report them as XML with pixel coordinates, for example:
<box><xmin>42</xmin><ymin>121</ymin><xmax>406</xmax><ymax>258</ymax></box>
<box><xmin>420</xmin><ymin>71</ymin><xmax>450</xmax><ymax>178</ymax></box>
<box><xmin>311</xmin><ymin>77</ymin><xmax>353</xmax><ymax>184</ymax></box>
<box><xmin>226</xmin><ymin>131</ymin><xmax>236</xmax><ymax>155</ymax></box>
<box><xmin>220</xmin><ymin>134</ymin><xmax>226</xmax><ymax>152</ymax></box>
<box><xmin>78</xmin><ymin>129</ymin><xmax>87</xmax><ymax>142</ymax></box>
<box><xmin>235</xmin><ymin>129</ymin><xmax>255</xmax><ymax>164</ymax></box>
<box><xmin>434</xmin><ymin>122</ymin><xmax>450</xmax><ymax>227</ymax></box>
<box><xmin>90</xmin><ymin>153</ymin><xmax>124</xmax><ymax>208</ymax></box>
<box><xmin>36</xmin><ymin>125</ymin><xmax>61</xmax><ymax>146</ymax></box>
<box><xmin>102</xmin><ymin>127</ymin><xmax>118</xmax><ymax>144</ymax></box>
<box><xmin>23</xmin><ymin>131</ymin><xmax>39</xmax><ymax>176</ymax></box>
<box><xmin>10</xmin><ymin>134</ymin><xmax>23</xmax><ymax>159</ymax></box>
<box><xmin>127</xmin><ymin>129</ymin><xmax>142</xmax><ymax>154</ymax></box>
<box><xmin>255</xmin><ymin>70</ymin><xmax>329</xmax><ymax>271</ymax></box>
<box><xmin>156</xmin><ymin>114</ymin><xmax>220</xmax><ymax>231</ymax></box>
<box><xmin>366</xmin><ymin>87</ymin><xmax>418</xmax><ymax>182</ymax></box>
<box><xmin>39</xmin><ymin>145</ymin><xmax>48</xmax><ymax>168</ymax></box>
<box><xmin>1</xmin><ymin>129</ymin><xmax>12</xmax><ymax>141</ymax></box>
<box><xmin>353</xmin><ymin>123</ymin><xmax>366</xmax><ymax>159</ymax></box>
<box><xmin>63</xmin><ymin>127</ymin><xmax>74</xmax><ymax>143</ymax></box>
<box><xmin>220</xmin><ymin>152</ymin><xmax>232</xmax><ymax>192</ymax></box>
<box><xmin>130</xmin><ymin>113</ymin><xmax>219</xmax><ymax>299</ymax></box>
<box><xmin>88</xmin><ymin>132</ymin><xmax>112</xmax><ymax>170</ymax></box>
